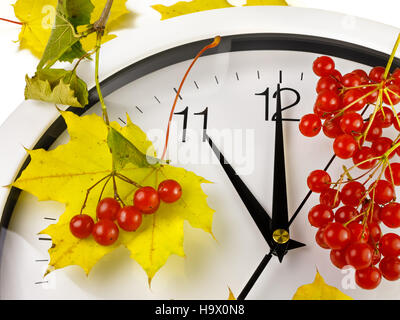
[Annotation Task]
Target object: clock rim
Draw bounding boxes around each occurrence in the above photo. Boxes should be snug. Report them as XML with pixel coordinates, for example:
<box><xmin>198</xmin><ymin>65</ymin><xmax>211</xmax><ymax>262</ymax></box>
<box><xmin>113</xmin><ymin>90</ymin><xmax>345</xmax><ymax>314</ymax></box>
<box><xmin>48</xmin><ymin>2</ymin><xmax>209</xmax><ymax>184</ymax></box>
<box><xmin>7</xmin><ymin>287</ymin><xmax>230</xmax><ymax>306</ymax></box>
<box><xmin>1</xmin><ymin>6</ymin><xmax>400</xmax><ymax>252</ymax></box>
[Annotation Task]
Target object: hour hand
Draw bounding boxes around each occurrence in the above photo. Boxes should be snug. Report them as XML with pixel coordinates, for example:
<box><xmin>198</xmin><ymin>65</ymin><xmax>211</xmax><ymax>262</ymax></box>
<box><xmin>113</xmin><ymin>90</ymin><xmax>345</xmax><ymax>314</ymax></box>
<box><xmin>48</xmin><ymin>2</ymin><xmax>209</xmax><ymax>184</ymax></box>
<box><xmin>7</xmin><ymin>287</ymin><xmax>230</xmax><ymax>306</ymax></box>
<box><xmin>206</xmin><ymin>135</ymin><xmax>274</xmax><ymax>248</ymax></box>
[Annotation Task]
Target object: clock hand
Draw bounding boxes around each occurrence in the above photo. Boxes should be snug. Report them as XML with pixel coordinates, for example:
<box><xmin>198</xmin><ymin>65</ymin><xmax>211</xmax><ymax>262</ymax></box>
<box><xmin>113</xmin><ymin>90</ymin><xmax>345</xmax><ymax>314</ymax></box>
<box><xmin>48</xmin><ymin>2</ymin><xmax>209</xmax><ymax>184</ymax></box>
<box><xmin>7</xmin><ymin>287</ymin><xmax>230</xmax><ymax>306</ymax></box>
<box><xmin>271</xmin><ymin>83</ymin><xmax>290</xmax><ymax>262</ymax></box>
<box><xmin>206</xmin><ymin>134</ymin><xmax>274</xmax><ymax>248</ymax></box>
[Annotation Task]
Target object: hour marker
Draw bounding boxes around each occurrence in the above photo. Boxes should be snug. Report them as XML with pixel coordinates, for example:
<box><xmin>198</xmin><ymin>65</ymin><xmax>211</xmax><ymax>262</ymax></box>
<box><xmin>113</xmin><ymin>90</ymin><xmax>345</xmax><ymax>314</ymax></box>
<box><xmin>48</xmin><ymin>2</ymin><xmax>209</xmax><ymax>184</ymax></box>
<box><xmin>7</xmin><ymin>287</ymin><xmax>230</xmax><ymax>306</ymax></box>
<box><xmin>173</xmin><ymin>88</ymin><xmax>183</xmax><ymax>100</ymax></box>
<box><xmin>35</xmin><ymin>259</ymin><xmax>49</xmax><ymax>262</ymax></box>
<box><xmin>154</xmin><ymin>96</ymin><xmax>161</xmax><ymax>104</ymax></box>
<box><xmin>118</xmin><ymin>117</ymin><xmax>126</xmax><ymax>124</ymax></box>
<box><xmin>44</xmin><ymin>217</ymin><xmax>56</xmax><ymax>221</ymax></box>
<box><xmin>35</xmin><ymin>281</ymin><xmax>49</xmax><ymax>285</ymax></box>
<box><xmin>38</xmin><ymin>237</ymin><xmax>52</xmax><ymax>241</ymax></box>
<box><xmin>136</xmin><ymin>106</ymin><xmax>143</xmax><ymax>113</ymax></box>
<box><xmin>279</xmin><ymin>70</ymin><xmax>282</xmax><ymax>83</ymax></box>
<box><xmin>257</xmin><ymin>70</ymin><xmax>260</xmax><ymax>79</ymax></box>
<box><xmin>236</xmin><ymin>72</ymin><xmax>240</xmax><ymax>81</ymax></box>
<box><xmin>301</xmin><ymin>72</ymin><xmax>304</xmax><ymax>80</ymax></box>
<box><xmin>194</xmin><ymin>81</ymin><xmax>199</xmax><ymax>89</ymax></box>
<box><xmin>215</xmin><ymin>75</ymin><xmax>219</xmax><ymax>84</ymax></box>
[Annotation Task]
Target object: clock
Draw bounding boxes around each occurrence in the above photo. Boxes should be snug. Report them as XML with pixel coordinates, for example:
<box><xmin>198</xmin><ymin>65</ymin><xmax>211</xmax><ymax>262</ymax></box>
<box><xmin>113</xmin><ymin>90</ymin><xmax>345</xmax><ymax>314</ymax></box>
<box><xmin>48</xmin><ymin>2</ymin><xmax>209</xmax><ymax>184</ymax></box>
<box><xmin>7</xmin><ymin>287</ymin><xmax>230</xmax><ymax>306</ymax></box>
<box><xmin>1</xmin><ymin>6</ymin><xmax>400</xmax><ymax>300</ymax></box>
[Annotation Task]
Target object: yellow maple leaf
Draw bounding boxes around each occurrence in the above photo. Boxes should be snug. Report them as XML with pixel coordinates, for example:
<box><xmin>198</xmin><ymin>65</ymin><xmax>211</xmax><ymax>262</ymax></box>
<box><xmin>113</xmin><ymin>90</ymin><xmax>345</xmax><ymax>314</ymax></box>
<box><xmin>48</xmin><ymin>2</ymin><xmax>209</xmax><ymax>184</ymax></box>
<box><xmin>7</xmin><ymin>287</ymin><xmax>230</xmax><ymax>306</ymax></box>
<box><xmin>228</xmin><ymin>287</ymin><xmax>236</xmax><ymax>300</ymax></box>
<box><xmin>152</xmin><ymin>0</ymin><xmax>234</xmax><ymax>20</ymax></box>
<box><xmin>292</xmin><ymin>271</ymin><xmax>353</xmax><ymax>300</ymax></box>
<box><xmin>13</xmin><ymin>0</ymin><xmax>129</xmax><ymax>58</ymax></box>
<box><xmin>152</xmin><ymin>0</ymin><xmax>288</xmax><ymax>20</ymax></box>
<box><xmin>13</xmin><ymin>111</ymin><xmax>214</xmax><ymax>282</ymax></box>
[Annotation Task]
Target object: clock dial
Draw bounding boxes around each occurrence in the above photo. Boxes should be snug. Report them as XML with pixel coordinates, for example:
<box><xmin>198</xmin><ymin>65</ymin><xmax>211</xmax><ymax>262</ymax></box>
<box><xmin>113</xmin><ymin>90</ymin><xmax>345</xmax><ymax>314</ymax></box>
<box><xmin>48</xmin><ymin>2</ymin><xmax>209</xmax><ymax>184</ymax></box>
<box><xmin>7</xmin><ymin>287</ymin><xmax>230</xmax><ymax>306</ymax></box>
<box><xmin>1</xmin><ymin>32</ymin><xmax>400</xmax><ymax>300</ymax></box>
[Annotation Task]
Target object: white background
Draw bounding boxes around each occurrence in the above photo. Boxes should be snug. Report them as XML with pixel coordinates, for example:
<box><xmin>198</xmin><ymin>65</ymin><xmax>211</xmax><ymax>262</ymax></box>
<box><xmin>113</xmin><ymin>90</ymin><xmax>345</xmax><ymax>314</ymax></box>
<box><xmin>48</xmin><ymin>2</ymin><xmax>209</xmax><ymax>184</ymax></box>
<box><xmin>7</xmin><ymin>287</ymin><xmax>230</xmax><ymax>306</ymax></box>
<box><xmin>0</xmin><ymin>0</ymin><xmax>400</xmax><ymax>126</ymax></box>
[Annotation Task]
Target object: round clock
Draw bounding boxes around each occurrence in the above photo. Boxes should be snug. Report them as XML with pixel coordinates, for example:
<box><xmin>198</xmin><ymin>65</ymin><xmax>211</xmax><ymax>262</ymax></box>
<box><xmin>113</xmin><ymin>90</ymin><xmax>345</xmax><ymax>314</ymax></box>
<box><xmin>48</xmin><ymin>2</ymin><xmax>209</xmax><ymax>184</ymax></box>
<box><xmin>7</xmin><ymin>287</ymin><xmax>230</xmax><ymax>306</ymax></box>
<box><xmin>1</xmin><ymin>6</ymin><xmax>400</xmax><ymax>300</ymax></box>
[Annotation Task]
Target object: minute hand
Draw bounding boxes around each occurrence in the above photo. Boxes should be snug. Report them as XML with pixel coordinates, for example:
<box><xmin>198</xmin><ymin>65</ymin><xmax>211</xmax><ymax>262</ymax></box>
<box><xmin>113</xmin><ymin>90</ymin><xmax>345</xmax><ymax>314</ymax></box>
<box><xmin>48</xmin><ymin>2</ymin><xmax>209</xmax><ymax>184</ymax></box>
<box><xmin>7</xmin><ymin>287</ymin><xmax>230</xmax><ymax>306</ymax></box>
<box><xmin>271</xmin><ymin>83</ymin><xmax>290</xmax><ymax>261</ymax></box>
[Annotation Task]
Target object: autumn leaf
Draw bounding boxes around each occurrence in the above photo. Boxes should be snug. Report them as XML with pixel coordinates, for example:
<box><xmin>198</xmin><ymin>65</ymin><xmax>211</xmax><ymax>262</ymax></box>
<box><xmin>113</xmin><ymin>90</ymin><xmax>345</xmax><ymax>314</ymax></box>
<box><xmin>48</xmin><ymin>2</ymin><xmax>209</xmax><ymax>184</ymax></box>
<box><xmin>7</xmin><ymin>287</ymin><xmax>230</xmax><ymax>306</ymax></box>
<box><xmin>151</xmin><ymin>0</ymin><xmax>233</xmax><ymax>20</ymax></box>
<box><xmin>292</xmin><ymin>271</ymin><xmax>353</xmax><ymax>300</ymax></box>
<box><xmin>13</xmin><ymin>0</ymin><xmax>129</xmax><ymax>59</ymax></box>
<box><xmin>228</xmin><ymin>287</ymin><xmax>236</xmax><ymax>300</ymax></box>
<box><xmin>152</xmin><ymin>0</ymin><xmax>288</xmax><ymax>20</ymax></box>
<box><xmin>13</xmin><ymin>111</ymin><xmax>214</xmax><ymax>282</ymax></box>
<box><xmin>24</xmin><ymin>69</ymin><xmax>88</xmax><ymax>107</ymax></box>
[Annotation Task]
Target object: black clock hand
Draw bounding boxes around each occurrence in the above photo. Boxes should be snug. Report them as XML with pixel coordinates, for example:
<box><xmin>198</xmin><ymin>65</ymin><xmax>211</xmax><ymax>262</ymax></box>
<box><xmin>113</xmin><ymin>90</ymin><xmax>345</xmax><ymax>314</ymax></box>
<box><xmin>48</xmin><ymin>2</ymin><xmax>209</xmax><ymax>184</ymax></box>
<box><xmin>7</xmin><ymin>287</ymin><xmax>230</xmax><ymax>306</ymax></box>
<box><xmin>206</xmin><ymin>135</ymin><xmax>274</xmax><ymax>248</ymax></box>
<box><xmin>271</xmin><ymin>83</ymin><xmax>290</xmax><ymax>262</ymax></box>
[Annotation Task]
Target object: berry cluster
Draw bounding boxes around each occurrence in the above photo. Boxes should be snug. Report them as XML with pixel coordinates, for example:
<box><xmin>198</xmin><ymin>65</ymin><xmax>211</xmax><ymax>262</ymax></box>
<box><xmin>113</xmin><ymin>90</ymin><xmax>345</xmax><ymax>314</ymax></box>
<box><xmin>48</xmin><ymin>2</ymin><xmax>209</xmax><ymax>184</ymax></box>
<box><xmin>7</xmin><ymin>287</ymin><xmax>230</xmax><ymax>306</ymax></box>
<box><xmin>301</xmin><ymin>55</ymin><xmax>400</xmax><ymax>290</ymax></box>
<box><xmin>69</xmin><ymin>179</ymin><xmax>182</xmax><ymax>246</ymax></box>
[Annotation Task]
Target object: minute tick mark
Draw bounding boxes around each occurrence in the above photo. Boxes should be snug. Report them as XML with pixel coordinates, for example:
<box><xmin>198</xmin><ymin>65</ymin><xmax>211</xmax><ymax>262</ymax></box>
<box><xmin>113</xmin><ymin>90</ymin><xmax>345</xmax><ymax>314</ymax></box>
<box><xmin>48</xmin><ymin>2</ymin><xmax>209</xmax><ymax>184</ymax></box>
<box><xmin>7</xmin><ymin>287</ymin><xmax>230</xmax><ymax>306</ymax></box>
<box><xmin>215</xmin><ymin>76</ymin><xmax>219</xmax><ymax>84</ymax></box>
<box><xmin>135</xmin><ymin>106</ymin><xmax>143</xmax><ymax>113</ymax></box>
<box><xmin>174</xmin><ymin>88</ymin><xmax>183</xmax><ymax>100</ymax></box>
<box><xmin>236</xmin><ymin>72</ymin><xmax>240</xmax><ymax>81</ymax></box>
<box><xmin>118</xmin><ymin>117</ymin><xmax>126</xmax><ymax>124</ymax></box>
<box><xmin>194</xmin><ymin>81</ymin><xmax>199</xmax><ymax>89</ymax></box>
<box><xmin>154</xmin><ymin>96</ymin><xmax>161</xmax><ymax>104</ymax></box>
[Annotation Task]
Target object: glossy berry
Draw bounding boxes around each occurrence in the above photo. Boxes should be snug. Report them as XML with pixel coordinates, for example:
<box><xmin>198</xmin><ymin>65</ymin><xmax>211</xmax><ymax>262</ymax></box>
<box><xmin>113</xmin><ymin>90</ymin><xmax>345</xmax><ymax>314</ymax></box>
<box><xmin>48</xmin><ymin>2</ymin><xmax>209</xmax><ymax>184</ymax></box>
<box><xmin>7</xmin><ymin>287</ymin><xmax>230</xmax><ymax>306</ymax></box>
<box><xmin>307</xmin><ymin>170</ymin><xmax>331</xmax><ymax>193</ymax></box>
<box><xmin>308</xmin><ymin>204</ymin><xmax>334</xmax><ymax>228</ymax></box>
<box><xmin>330</xmin><ymin>249</ymin><xmax>347</xmax><ymax>269</ymax></box>
<box><xmin>299</xmin><ymin>114</ymin><xmax>322</xmax><ymax>137</ymax></box>
<box><xmin>316</xmin><ymin>76</ymin><xmax>340</xmax><ymax>93</ymax></box>
<box><xmin>382</xmin><ymin>84</ymin><xmax>400</xmax><ymax>105</ymax></box>
<box><xmin>379</xmin><ymin>256</ymin><xmax>400</xmax><ymax>281</ymax></box>
<box><xmin>371</xmin><ymin>249</ymin><xmax>381</xmax><ymax>265</ymax></box>
<box><xmin>351</xmin><ymin>69</ymin><xmax>369</xmax><ymax>84</ymax></box>
<box><xmin>117</xmin><ymin>206</ymin><xmax>142</xmax><ymax>232</ymax></box>
<box><xmin>379</xmin><ymin>202</ymin><xmax>400</xmax><ymax>228</ymax></box>
<box><xmin>342</xmin><ymin>89</ymin><xmax>366</xmax><ymax>112</ymax></box>
<box><xmin>319</xmin><ymin>188</ymin><xmax>340</xmax><ymax>208</ymax></box>
<box><xmin>363</xmin><ymin>86</ymin><xmax>379</xmax><ymax>104</ymax></box>
<box><xmin>323</xmin><ymin>222</ymin><xmax>351</xmax><ymax>250</ymax></box>
<box><xmin>352</xmin><ymin>147</ymin><xmax>377</xmax><ymax>170</ymax></box>
<box><xmin>69</xmin><ymin>214</ymin><xmax>94</xmax><ymax>239</ymax></box>
<box><xmin>322</xmin><ymin>116</ymin><xmax>343</xmax><ymax>139</ymax></box>
<box><xmin>347</xmin><ymin>221</ymin><xmax>369</xmax><ymax>243</ymax></box>
<box><xmin>355</xmin><ymin>266</ymin><xmax>382</xmax><ymax>290</ymax></box>
<box><xmin>134</xmin><ymin>186</ymin><xmax>160</xmax><ymax>214</ymax></box>
<box><xmin>369</xmin><ymin>66</ymin><xmax>385</xmax><ymax>83</ymax></box>
<box><xmin>92</xmin><ymin>220</ymin><xmax>119</xmax><ymax>246</ymax></box>
<box><xmin>373</xmin><ymin>107</ymin><xmax>394</xmax><ymax>128</ymax></box>
<box><xmin>340</xmin><ymin>112</ymin><xmax>363</xmax><ymax>134</ymax></box>
<box><xmin>315</xmin><ymin>90</ymin><xmax>342</xmax><ymax>112</ymax></box>
<box><xmin>333</xmin><ymin>134</ymin><xmax>358</xmax><ymax>159</ymax></box>
<box><xmin>158</xmin><ymin>179</ymin><xmax>183</xmax><ymax>203</ymax></box>
<box><xmin>345</xmin><ymin>242</ymin><xmax>373</xmax><ymax>270</ymax></box>
<box><xmin>330</xmin><ymin>69</ymin><xmax>342</xmax><ymax>82</ymax></box>
<box><xmin>315</xmin><ymin>227</ymin><xmax>330</xmax><ymax>249</ymax></box>
<box><xmin>384</xmin><ymin>163</ymin><xmax>400</xmax><ymax>186</ymax></box>
<box><xmin>340</xmin><ymin>181</ymin><xmax>365</xmax><ymax>207</ymax></box>
<box><xmin>371</xmin><ymin>137</ymin><xmax>393</xmax><ymax>159</ymax></box>
<box><xmin>96</xmin><ymin>198</ymin><xmax>121</xmax><ymax>221</ymax></box>
<box><xmin>379</xmin><ymin>233</ymin><xmax>400</xmax><ymax>257</ymax></box>
<box><xmin>313</xmin><ymin>56</ymin><xmax>335</xmax><ymax>77</ymax></box>
<box><xmin>368</xmin><ymin>222</ymin><xmax>382</xmax><ymax>243</ymax></box>
<box><xmin>363</xmin><ymin>122</ymin><xmax>382</xmax><ymax>142</ymax></box>
<box><xmin>369</xmin><ymin>180</ymin><xmax>395</xmax><ymax>205</ymax></box>
<box><xmin>341</xmin><ymin>73</ymin><xmax>362</xmax><ymax>88</ymax></box>
<box><xmin>361</xmin><ymin>200</ymin><xmax>381</xmax><ymax>223</ymax></box>
<box><xmin>335</xmin><ymin>206</ymin><xmax>359</xmax><ymax>224</ymax></box>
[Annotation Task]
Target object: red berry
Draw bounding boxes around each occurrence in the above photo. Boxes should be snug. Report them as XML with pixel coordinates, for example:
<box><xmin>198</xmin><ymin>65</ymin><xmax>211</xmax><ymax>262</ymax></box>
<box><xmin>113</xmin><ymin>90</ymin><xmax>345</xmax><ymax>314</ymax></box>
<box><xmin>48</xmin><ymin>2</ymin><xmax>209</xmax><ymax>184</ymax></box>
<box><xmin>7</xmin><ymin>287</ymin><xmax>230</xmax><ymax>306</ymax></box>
<box><xmin>379</xmin><ymin>202</ymin><xmax>400</xmax><ymax>228</ymax></box>
<box><xmin>322</xmin><ymin>116</ymin><xmax>343</xmax><ymax>139</ymax></box>
<box><xmin>323</xmin><ymin>222</ymin><xmax>351</xmax><ymax>250</ymax></box>
<box><xmin>315</xmin><ymin>90</ymin><xmax>342</xmax><ymax>112</ymax></box>
<box><xmin>315</xmin><ymin>227</ymin><xmax>330</xmax><ymax>249</ymax></box>
<box><xmin>96</xmin><ymin>198</ymin><xmax>121</xmax><ymax>221</ymax></box>
<box><xmin>313</xmin><ymin>56</ymin><xmax>335</xmax><ymax>77</ymax></box>
<box><xmin>363</xmin><ymin>86</ymin><xmax>379</xmax><ymax>104</ymax></box>
<box><xmin>384</xmin><ymin>163</ymin><xmax>400</xmax><ymax>185</ymax></box>
<box><xmin>307</xmin><ymin>170</ymin><xmax>331</xmax><ymax>193</ymax></box>
<box><xmin>330</xmin><ymin>69</ymin><xmax>343</xmax><ymax>82</ymax></box>
<box><xmin>158</xmin><ymin>179</ymin><xmax>183</xmax><ymax>203</ymax></box>
<box><xmin>316</xmin><ymin>76</ymin><xmax>340</xmax><ymax>93</ymax></box>
<box><xmin>361</xmin><ymin>200</ymin><xmax>381</xmax><ymax>223</ymax></box>
<box><xmin>363</xmin><ymin>122</ymin><xmax>382</xmax><ymax>142</ymax></box>
<box><xmin>333</xmin><ymin>134</ymin><xmax>358</xmax><ymax>159</ymax></box>
<box><xmin>69</xmin><ymin>214</ymin><xmax>94</xmax><ymax>239</ymax></box>
<box><xmin>368</xmin><ymin>222</ymin><xmax>382</xmax><ymax>243</ymax></box>
<box><xmin>371</xmin><ymin>249</ymin><xmax>381</xmax><ymax>265</ymax></box>
<box><xmin>352</xmin><ymin>146</ymin><xmax>377</xmax><ymax>170</ymax></box>
<box><xmin>355</xmin><ymin>266</ymin><xmax>382</xmax><ymax>290</ymax></box>
<box><xmin>340</xmin><ymin>181</ymin><xmax>365</xmax><ymax>207</ymax></box>
<box><xmin>345</xmin><ymin>242</ymin><xmax>373</xmax><ymax>270</ymax></box>
<box><xmin>330</xmin><ymin>249</ymin><xmax>347</xmax><ymax>269</ymax></box>
<box><xmin>308</xmin><ymin>204</ymin><xmax>334</xmax><ymax>228</ymax></box>
<box><xmin>92</xmin><ymin>220</ymin><xmax>119</xmax><ymax>246</ymax></box>
<box><xmin>351</xmin><ymin>69</ymin><xmax>369</xmax><ymax>84</ymax></box>
<box><xmin>340</xmin><ymin>112</ymin><xmax>364</xmax><ymax>134</ymax></box>
<box><xmin>347</xmin><ymin>221</ymin><xmax>369</xmax><ymax>243</ymax></box>
<box><xmin>342</xmin><ymin>89</ymin><xmax>366</xmax><ymax>112</ymax></box>
<box><xmin>335</xmin><ymin>206</ymin><xmax>359</xmax><ymax>224</ymax></box>
<box><xmin>379</xmin><ymin>256</ymin><xmax>400</xmax><ymax>281</ymax></box>
<box><xmin>394</xmin><ymin>112</ymin><xmax>400</xmax><ymax>131</ymax></box>
<box><xmin>117</xmin><ymin>206</ymin><xmax>142</xmax><ymax>232</ymax></box>
<box><xmin>383</xmin><ymin>84</ymin><xmax>400</xmax><ymax>105</ymax></box>
<box><xmin>371</xmin><ymin>137</ymin><xmax>393</xmax><ymax>158</ymax></box>
<box><xmin>299</xmin><ymin>114</ymin><xmax>322</xmax><ymax>137</ymax></box>
<box><xmin>369</xmin><ymin>66</ymin><xmax>385</xmax><ymax>83</ymax></box>
<box><xmin>319</xmin><ymin>188</ymin><xmax>340</xmax><ymax>208</ymax></box>
<box><xmin>379</xmin><ymin>233</ymin><xmax>400</xmax><ymax>257</ymax></box>
<box><xmin>373</xmin><ymin>107</ymin><xmax>394</xmax><ymax>128</ymax></box>
<box><xmin>134</xmin><ymin>186</ymin><xmax>160</xmax><ymax>214</ymax></box>
<box><xmin>369</xmin><ymin>180</ymin><xmax>394</xmax><ymax>205</ymax></box>
<box><xmin>341</xmin><ymin>73</ymin><xmax>362</xmax><ymax>87</ymax></box>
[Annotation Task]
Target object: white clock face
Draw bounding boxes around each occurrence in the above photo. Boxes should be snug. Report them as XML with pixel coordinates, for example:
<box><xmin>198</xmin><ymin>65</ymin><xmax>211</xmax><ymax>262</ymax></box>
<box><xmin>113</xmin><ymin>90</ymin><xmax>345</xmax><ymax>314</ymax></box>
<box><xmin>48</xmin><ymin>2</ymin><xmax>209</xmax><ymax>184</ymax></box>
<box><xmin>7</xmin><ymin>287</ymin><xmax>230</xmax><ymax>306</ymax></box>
<box><xmin>1</xmin><ymin>32</ymin><xmax>400</xmax><ymax>299</ymax></box>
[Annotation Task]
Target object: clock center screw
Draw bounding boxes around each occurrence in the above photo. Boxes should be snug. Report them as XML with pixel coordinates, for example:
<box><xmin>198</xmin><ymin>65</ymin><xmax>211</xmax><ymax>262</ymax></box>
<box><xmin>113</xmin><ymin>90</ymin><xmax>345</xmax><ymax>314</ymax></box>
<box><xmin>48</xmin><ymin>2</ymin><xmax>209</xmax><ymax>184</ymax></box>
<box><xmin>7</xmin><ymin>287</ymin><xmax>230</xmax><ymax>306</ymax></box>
<box><xmin>272</xmin><ymin>229</ymin><xmax>289</xmax><ymax>244</ymax></box>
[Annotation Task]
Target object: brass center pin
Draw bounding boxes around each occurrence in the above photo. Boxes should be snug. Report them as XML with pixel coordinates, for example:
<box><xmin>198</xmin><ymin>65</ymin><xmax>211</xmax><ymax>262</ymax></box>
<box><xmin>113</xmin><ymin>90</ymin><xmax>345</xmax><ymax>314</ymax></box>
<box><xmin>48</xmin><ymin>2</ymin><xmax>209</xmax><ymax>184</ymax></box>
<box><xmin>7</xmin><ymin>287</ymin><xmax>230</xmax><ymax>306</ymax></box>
<box><xmin>272</xmin><ymin>229</ymin><xmax>289</xmax><ymax>244</ymax></box>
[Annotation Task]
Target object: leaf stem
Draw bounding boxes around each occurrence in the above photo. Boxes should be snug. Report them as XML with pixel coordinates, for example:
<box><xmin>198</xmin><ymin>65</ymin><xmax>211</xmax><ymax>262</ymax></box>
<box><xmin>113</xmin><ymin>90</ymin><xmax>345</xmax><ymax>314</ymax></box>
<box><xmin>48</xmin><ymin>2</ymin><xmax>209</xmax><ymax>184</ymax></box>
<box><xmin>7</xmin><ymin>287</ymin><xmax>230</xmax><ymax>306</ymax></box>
<box><xmin>95</xmin><ymin>34</ymin><xmax>110</xmax><ymax>125</ymax></box>
<box><xmin>384</xmin><ymin>32</ymin><xmax>400</xmax><ymax>79</ymax></box>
